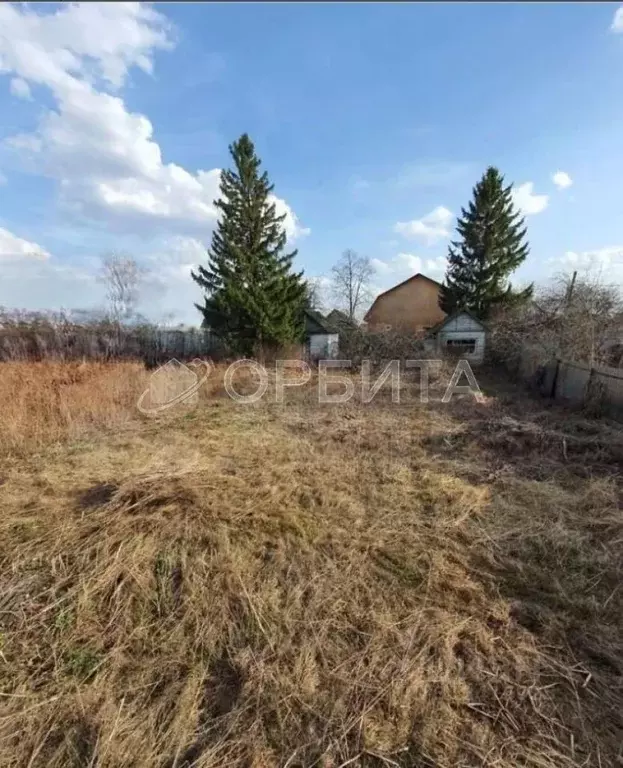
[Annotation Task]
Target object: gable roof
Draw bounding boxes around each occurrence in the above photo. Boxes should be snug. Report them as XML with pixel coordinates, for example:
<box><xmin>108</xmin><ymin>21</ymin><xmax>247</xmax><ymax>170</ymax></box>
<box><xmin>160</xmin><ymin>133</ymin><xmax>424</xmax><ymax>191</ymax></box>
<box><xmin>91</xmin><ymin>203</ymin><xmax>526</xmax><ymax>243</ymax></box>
<box><xmin>304</xmin><ymin>308</ymin><xmax>338</xmax><ymax>334</ymax></box>
<box><xmin>364</xmin><ymin>273</ymin><xmax>442</xmax><ymax>321</ymax></box>
<box><xmin>326</xmin><ymin>308</ymin><xmax>357</xmax><ymax>329</ymax></box>
<box><xmin>427</xmin><ymin>309</ymin><xmax>487</xmax><ymax>335</ymax></box>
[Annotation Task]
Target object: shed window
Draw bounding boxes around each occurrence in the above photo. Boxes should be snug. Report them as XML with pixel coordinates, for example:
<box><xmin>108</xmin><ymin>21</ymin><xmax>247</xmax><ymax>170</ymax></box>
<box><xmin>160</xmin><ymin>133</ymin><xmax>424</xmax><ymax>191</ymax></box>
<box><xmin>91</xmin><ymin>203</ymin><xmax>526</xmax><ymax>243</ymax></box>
<box><xmin>446</xmin><ymin>338</ymin><xmax>476</xmax><ymax>354</ymax></box>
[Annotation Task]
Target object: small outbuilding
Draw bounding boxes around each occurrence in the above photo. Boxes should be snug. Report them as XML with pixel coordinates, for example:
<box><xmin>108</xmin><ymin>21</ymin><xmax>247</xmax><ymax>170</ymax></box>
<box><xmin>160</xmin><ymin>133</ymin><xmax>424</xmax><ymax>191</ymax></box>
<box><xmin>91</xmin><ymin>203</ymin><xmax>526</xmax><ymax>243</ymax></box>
<box><xmin>325</xmin><ymin>309</ymin><xmax>358</xmax><ymax>333</ymax></box>
<box><xmin>304</xmin><ymin>309</ymin><xmax>339</xmax><ymax>360</ymax></box>
<box><xmin>427</xmin><ymin>310</ymin><xmax>487</xmax><ymax>365</ymax></box>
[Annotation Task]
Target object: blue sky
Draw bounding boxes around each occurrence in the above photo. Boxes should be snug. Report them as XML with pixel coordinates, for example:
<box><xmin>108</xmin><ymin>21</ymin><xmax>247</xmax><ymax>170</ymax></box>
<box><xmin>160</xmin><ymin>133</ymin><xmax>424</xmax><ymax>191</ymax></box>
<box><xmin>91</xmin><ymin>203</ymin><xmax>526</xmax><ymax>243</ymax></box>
<box><xmin>1</xmin><ymin>2</ymin><xmax>623</xmax><ymax>324</ymax></box>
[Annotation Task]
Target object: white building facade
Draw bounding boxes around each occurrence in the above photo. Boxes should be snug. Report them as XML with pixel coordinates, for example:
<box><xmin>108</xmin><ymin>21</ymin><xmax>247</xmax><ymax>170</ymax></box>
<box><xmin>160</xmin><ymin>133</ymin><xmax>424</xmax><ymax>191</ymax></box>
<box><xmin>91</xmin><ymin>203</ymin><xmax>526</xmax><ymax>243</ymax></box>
<box><xmin>428</xmin><ymin>310</ymin><xmax>486</xmax><ymax>365</ymax></box>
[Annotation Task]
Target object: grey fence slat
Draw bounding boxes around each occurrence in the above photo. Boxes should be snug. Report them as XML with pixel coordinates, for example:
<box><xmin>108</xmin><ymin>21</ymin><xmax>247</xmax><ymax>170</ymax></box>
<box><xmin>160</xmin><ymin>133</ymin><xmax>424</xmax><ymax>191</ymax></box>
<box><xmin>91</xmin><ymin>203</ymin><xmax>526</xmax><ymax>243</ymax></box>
<box><xmin>514</xmin><ymin>344</ymin><xmax>623</xmax><ymax>422</ymax></box>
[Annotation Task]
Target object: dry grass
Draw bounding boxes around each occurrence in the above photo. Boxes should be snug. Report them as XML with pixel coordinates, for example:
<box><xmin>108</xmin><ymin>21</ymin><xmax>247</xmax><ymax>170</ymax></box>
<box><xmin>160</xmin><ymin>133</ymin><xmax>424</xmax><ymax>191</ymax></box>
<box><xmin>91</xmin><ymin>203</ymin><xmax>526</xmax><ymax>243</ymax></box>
<box><xmin>0</xmin><ymin>362</ymin><xmax>621</xmax><ymax>766</ymax></box>
<box><xmin>0</xmin><ymin>361</ymin><xmax>149</xmax><ymax>460</ymax></box>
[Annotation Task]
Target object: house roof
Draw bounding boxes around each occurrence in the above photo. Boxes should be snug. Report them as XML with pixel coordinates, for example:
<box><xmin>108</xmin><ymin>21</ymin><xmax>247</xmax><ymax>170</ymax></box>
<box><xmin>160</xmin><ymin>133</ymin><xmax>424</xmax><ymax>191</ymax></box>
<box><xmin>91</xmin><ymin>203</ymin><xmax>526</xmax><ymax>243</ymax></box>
<box><xmin>363</xmin><ymin>273</ymin><xmax>443</xmax><ymax>321</ymax></box>
<box><xmin>304</xmin><ymin>309</ymin><xmax>339</xmax><ymax>334</ymax></box>
<box><xmin>427</xmin><ymin>309</ymin><xmax>487</xmax><ymax>336</ymax></box>
<box><xmin>326</xmin><ymin>308</ymin><xmax>357</xmax><ymax>329</ymax></box>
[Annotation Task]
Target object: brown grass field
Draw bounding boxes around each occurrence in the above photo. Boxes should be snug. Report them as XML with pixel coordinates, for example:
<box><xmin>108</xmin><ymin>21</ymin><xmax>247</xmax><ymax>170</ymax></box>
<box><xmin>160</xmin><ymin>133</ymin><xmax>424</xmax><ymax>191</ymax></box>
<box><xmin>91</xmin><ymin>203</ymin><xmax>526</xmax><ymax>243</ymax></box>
<box><xmin>0</xmin><ymin>360</ymin><xmax>621</xmax><ymax>767</ymax></box>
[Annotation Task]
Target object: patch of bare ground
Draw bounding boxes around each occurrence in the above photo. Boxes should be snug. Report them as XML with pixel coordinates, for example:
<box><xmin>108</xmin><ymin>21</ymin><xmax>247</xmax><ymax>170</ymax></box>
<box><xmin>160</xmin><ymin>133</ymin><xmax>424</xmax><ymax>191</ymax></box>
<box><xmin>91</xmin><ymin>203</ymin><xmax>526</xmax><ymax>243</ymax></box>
<box><xmin>0</xmin><ymin>362</ymin><xmax>621</xmax><ymax>766</ymax></box>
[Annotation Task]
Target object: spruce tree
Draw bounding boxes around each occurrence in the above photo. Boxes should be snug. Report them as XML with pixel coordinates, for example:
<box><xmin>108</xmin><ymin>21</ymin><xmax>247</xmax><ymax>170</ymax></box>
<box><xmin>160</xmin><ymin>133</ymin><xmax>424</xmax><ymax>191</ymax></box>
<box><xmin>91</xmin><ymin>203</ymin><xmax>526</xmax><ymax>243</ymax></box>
<box><xmin>192</xmin><ymin>134</ymin><xmax>307</xmax><ymax>356</ymax></box>
<box><xmin>439</xmin><ymin>166</ymin><xmax>533</xmax><ymax>319</ymax></box>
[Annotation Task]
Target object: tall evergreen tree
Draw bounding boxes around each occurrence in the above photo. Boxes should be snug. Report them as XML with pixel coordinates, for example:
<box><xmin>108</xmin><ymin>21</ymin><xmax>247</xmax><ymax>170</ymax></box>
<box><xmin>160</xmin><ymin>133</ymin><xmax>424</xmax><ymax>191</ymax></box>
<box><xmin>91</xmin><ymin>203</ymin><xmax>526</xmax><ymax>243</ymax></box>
<box><xmin>439</xmin><ymin>166</ymin><xmax>533</xmax><ymax>318</ymax></box>
<box><xmin>192</xmin><ymin>134</ymin><xmax>307</xmax><ymax>356</ymax></box>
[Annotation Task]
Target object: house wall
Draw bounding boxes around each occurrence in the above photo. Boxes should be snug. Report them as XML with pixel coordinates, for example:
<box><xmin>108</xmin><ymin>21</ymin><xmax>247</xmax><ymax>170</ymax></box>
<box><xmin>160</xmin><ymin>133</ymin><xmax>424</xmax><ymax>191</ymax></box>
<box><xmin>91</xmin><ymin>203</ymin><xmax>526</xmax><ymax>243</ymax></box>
<box><xmin>308</xmin><ymin>333</ymin><xmax>339</xmax><ymax>359</ymax></box>
<box><xmin>434</xmin><ymin>313</ymin><xmax>486</xmax><ymax>365</ymax></box>
<box><xmin>365</xmin><ymin>277</ymin><xmax>446</xmax><ymax>333</ymax></box>
<box><xmin>437</xmin><ymin>330</ymin><xmax>486</xmax><ymax>364</ymax></box>
<box><xmin>437</xmin><ymin>314</ymin><xmax>483</xmax><ymax>333</ymax></box>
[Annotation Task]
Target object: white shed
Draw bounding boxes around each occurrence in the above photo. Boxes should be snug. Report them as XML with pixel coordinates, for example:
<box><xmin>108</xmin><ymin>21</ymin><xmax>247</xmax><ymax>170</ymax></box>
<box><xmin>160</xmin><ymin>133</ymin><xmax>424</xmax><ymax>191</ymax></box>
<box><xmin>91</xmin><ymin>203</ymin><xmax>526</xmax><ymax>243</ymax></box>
<box><xmin>309</xmin><ymin>333</ymin><xmax>339</xmax><ymax>359</ymax></box>
<box><xmin>428</xmin><ymin>310</ymin><xmax>487</xmax><ymax>365</ymax></box>
<box><xmin>304</xmin><ymin>310</ymin><xmax>339</xmax><ymax>360</ymax></box>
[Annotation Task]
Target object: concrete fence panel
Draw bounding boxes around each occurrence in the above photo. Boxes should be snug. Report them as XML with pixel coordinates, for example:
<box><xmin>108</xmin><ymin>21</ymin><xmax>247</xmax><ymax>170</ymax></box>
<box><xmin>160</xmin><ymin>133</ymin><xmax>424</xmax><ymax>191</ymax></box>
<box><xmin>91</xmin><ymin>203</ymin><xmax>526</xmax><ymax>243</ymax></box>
<box><xmin>512</xmin><ymin>345</ymin><xmax>623</xmax><ymax>422</ymax></box>
<box><xmin>555</xmin><ymin>362</ymin><xmax>591</xmax><ymax>403</ymax></box>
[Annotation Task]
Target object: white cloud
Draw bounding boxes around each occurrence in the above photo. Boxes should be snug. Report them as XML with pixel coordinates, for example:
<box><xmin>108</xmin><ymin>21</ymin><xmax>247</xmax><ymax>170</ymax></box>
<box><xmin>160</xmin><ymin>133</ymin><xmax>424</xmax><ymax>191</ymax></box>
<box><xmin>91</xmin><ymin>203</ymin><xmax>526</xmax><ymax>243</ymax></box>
<box><xmin>0</xmin><ymin>231</ymin><xmax>100</xmax><ymax>315</ymax></box>
<box><xmin>0</xmin><ymin>227</ymin><xmax>50</xmax><ymax>260</ymax></box>
<box><xmin>546</xmin><ymin>246</ymin><xmax>623</xmax><ymax>293</ymax></box>
<box><xmin>9</xmin><ymin>77</ymin><xmax>31</xmax><ymax>99</ymax></box>
<box><xmin>552</xmin><ymin>171</ymin><xmax>572</xmax><ymax>190</ymax></box>
<box><xmin>0</xmin><ymin>2</ymin><xmax>307</xmax><ymax>242</ymax></box>
<box><xmin>371</xmin><ymin>252</ymin><xmax>447</xmax><ymax>279</ymax></box>
<box><xmin>511</xmin><ymin>182</ymin><xmax>549</xmax><ymax>215</ymax></box>
<box><xmin>424</xmin><ymin>256</ymin><xmax>448</xmax><ymax>274</ymax></box>
<box><xmin>370</xmin><ymin>258</ymin><xmax>393</xmax><ymax>275</ymax></box>
<box><xmin>271</xmin><ymin>196</ymin><xmax>311</xmax><ymax>241</ymax></box>
<box><xmin>140</xmin><ymin>236</ymin><xmax>209</xmax><ymax>322</ymax></box>
<box><xmin>302</xmin><ymin>274</ymin><xmax>332</xmax><ymax>311</ymax></box>
<box><xmin>611</xmin><ymin>6</ymin><xmax>623</xmax><ymax>32</ymax></box>
<box><xmin>555</xmin><ymin>246</ymin><xmax>623</xmax><ymax>277</ymax></box>
<box><xmin>0</xmin><ymin>256</ymin><xmax>104</xmax><ymax>316</ymax></box>
<box><xmin>314</xmin><ymin>275</ymin><xmax>332</xmax><ymax>290</ymax></box>
<box><xmin>0</xmin><ymin>234</ymin><xmax>207</xmax><ymax>324</ymax></box>
<box><xmin>394</xmin><ymin>206</ymin><xmax>453</xmax><ymax>245</ymax></box>
<box><xmin>5</xmin><ymin>133</ymin><xmax>42</xmax><ymax>153</ymax></box>
<box><xmin>0</xmin><ymin>2</ymin><xmax>172</xmax><ymax>91</ymax></box>
<box><xmin>372</xmin><ymin>253</ymin><xmax>420</xmax><ymax>275</ymax></box>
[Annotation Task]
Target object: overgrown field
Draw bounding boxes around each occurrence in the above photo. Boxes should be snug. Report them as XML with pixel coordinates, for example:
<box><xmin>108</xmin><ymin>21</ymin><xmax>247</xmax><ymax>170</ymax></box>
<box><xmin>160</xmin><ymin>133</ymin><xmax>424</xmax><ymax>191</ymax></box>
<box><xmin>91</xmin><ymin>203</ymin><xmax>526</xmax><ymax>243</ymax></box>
<box><xmin>0</xmin><ymin>361</ymin><xmax>621</xmax><ymax>767</ymax></box>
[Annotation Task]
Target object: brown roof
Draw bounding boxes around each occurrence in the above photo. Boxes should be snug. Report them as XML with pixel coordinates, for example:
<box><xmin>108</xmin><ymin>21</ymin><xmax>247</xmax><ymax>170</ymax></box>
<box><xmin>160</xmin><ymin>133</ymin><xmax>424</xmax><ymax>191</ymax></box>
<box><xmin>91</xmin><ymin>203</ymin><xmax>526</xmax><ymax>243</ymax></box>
<box><xmin>364</xmin><ymin>273</ymin><xmax>442</xmax><ymax>321</ymax></box>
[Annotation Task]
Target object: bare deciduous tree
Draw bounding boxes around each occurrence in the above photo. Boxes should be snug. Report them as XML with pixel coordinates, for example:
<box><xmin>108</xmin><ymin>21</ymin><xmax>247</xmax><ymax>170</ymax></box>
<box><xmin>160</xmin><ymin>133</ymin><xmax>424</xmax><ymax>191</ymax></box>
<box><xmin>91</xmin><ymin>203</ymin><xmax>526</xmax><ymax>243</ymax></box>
<box><xmin>98</xmin><ymin>254</ymin><xmax>144</xmax><ymax>323</ymax></box>
<box><xmin>305</xmin><ymin>277</ymin><xmax>326</xmax><ymax>313</ymax></box>
<box><xmin>330</xmin><ymin>249</ymin><xmax>375</xmax><ymax>322</ymax></box>
<box><xmin>491</xmin><ymin>271</ymin><xmax>623</xmax><ymax>368</ymax></box>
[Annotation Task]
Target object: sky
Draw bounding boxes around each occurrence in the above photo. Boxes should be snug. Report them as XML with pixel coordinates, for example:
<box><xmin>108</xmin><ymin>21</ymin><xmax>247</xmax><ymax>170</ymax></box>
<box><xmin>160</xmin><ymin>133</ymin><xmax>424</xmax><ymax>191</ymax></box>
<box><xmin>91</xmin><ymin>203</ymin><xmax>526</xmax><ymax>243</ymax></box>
<box><xmin>1</xmin><ymin>2</ymin><xmax>623</xmax><ymax>325</ymax></box>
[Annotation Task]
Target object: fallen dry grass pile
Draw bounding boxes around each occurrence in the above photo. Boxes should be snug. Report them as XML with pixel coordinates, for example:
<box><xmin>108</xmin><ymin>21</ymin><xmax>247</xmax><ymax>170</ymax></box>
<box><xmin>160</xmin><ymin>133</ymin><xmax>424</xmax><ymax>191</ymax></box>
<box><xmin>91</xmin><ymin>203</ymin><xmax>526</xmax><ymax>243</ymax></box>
<box><xmin>0</xmin><ymin>374</ymin><xmax>621</xmax><ymax>766</ymax></box>
<box><xmin>0</xmin><ymin>360</ymin><xmax>149</xmax><ymax>459</ymax></box>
